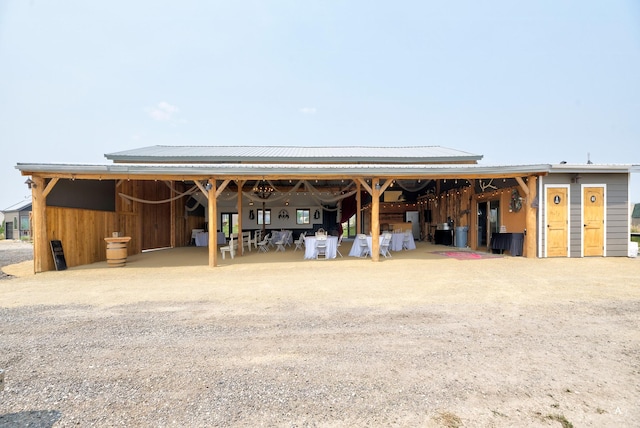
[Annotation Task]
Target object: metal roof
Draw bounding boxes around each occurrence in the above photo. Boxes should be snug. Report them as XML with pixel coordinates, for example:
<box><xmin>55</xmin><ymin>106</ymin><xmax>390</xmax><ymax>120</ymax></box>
<box><xmin>17</xmin><ymin>162</ymin><xmax>555</xmax><ymax>178</ymax></box>
<box><xmin>104</xmin><ymin>145</ymin><xmax>484</xmax><ymax>164</ymax></box>
<box><xmin>17</xmin><ymin>162</ymin><xmax>639</xmax><ymax>178</ymax></box>
<box><xmin>2</xmin><ymin>197</ymin><xmax>32</xmax><ymax>212</ymax></box>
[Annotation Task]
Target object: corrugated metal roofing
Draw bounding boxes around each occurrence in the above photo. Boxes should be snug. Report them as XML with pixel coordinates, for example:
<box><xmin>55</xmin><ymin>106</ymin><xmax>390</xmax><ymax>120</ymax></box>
<box><xmin>17</xmin><ymin>162</ymin><xmax>639</xmax><ymax>177</ymax></box>
<box><xmin>104</xmin><ymin>145</ymin><xmax>483</xmax><ymax>164</ymax></box>
<box><xmin>15</xmin><ymin>162</ymin><xmax>555</xmax><ymax>179</ymax></box>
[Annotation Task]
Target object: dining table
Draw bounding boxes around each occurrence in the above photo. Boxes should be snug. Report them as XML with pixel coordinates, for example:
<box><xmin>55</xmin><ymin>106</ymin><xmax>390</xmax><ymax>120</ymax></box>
<box><xmin>348</xmin><ymin>235</ymin><xmax>383</xmax><ymax>257</ymax></box>
<box><xmin>194</xmin><ymin>231</ymin><xmax>227</xmax><ymax>247</ymax></box>
<box><xmin>390</xmin><ymin>232</ymin><xmax>416</xmax><ymax>251</ymax></box>
<box><xmin>304</xmin><ymin>235</ymin><xmax>338</xmax><ymax>259</ymax></box>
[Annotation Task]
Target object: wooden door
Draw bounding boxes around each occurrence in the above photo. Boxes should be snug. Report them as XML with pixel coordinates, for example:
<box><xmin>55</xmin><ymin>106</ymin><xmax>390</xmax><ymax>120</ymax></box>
<box><xmin>583</xmin><ymin>186</ymin><xmax>604</xmax><ymax>256</ymax></box>
<box><xmin>546</xmin><ymin>187</ymin><xmax>568</xmax><ymax>257</ymax></box>
<box><xmin>141</xmin><ymin>181</ymin><xmax>171</xmax><ymax>250</ymax></box>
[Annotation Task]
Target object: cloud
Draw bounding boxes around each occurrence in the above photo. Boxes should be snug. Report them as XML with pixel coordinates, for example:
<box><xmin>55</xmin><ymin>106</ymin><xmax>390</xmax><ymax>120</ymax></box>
<box><xmin>148</xmin><ymin>101</ymin><xmax>179</xmax><ymax>121</ymax></box>
<box><xmin>300</xmin><ymin>107</ymin><xmax>317</xmax><ymax>115</ymax></box>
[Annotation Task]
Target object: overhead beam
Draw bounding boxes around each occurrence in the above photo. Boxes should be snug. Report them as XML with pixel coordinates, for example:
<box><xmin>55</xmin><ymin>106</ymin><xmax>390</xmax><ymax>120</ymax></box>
<box><xmin>515</xmin><ymin>176</ymin><xmax>530</xmax><ymax>196</ymax></box>
<box><xmin>42</xmin><ymin>178</ymin><xmax>59</xmax><ymax>198</ymax></box>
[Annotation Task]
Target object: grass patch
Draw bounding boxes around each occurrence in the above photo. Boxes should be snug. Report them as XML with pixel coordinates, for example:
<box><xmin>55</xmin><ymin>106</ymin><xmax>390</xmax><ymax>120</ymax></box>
<box><xmin>546</xmin><ymin>414</ymin><xmax>574</xmax><ymax>428</ymax></box>
<box><xmin>434</xmin><ymin>411</ymin><xmax>463</xmax><ymax>428</ymax></box>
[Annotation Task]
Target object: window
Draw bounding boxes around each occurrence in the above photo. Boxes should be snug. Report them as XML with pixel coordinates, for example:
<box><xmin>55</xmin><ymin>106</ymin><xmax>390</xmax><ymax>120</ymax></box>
<box><xmin>258</xmin><ymin>209</ymin><xmax>271</xmax><ymax>225</ymax></box>
<box><xmin>341</xmin><ymin>213</ymin><xmax>357</xmax><ymax>238</ymax></box>
<box><xmin>296</xmin><ymin>209</ymin><xmax>310</xmax><ymax>225</ymax></box>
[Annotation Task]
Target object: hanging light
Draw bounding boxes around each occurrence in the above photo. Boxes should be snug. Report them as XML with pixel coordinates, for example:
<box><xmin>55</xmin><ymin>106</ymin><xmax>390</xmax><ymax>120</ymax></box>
<box><xmin>253</xmin><ymin>180</ymin><xmax>274</xmax><ymax>200</ymax></box>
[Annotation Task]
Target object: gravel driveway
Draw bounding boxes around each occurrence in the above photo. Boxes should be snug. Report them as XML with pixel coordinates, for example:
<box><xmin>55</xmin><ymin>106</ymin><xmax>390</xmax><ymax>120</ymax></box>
<box><xmin>0</xmin><ymin>240</ymin><xmax>33</xmax><ymax>280</ymax></box>
<box><xmin>1</xmin><ymin>244</ymin><xmax>639</xmax><ymax>427</ymax></box>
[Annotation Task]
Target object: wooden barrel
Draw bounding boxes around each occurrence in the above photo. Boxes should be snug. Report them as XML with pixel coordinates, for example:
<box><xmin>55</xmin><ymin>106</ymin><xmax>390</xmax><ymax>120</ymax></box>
<box><xmin>106</xmin><ymin>241</ymin><xmax>128</xmax><ymax>267</ymax></box>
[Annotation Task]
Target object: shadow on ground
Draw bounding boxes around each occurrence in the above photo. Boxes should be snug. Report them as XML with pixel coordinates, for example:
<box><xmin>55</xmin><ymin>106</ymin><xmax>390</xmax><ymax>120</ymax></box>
<box><xmin>0</xmin><ymin>410</ymin><xmax>61</xmax><ymax>427</ymax></box>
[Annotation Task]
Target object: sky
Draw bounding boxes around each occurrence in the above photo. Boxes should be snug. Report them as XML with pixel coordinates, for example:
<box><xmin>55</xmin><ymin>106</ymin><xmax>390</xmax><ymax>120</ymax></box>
<box><xmin>1</xmin><ymin>0</ymin><xmax>639</xmax><ymax>211</ymax></box>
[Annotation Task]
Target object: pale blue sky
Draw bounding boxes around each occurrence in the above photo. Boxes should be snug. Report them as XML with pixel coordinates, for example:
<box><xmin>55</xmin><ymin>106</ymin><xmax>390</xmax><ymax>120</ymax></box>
<box><xmin>1</xmin><ymin>0</ymin><xmax>639</xmax><ymax>211</ymax></box>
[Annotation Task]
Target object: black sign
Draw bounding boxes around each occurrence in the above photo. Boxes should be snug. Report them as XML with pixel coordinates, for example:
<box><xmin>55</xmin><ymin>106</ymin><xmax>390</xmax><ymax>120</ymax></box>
<box><xmin>50</xmin><ymin>240</ymin><xmax>67</xmax><ymax>271</ymax></box>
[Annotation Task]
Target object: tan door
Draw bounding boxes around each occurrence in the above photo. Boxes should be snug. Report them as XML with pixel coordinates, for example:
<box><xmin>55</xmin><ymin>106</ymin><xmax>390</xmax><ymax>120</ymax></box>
<box><xmin>583</xmin><ymin>187</ymin><xmax>604</xmax><ymax>256</ymax></box>
<box><xmin>546</xmin><ymin>187</ymin><xmax>568</xmax><ymax>257</ymax></box>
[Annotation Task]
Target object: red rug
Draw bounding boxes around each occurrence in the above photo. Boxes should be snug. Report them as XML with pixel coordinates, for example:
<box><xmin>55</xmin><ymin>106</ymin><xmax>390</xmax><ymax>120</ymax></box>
<box><xmin>431</xmin><ymin>251</ymin><xmax>502</xmax><ymax>260</ymax></box>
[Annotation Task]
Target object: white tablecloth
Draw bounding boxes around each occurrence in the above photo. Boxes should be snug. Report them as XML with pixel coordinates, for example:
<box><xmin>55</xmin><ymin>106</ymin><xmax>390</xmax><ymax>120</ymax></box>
<box><xmin>348</xmin><ymin>236</ymin><xmax>383</xmax><ymax>257</ymax></box>
<box><xmin>195</xmin><ymin>232</ymin><xmax>227</xmax><ymax>247</ymax></box>
<box><xmin>304</xmin><ymin>236</ymin><xmax>338</xmax><ymax>259</ymax></box>
<box><xmin>390</xmin><ymin>232</ymin><xmax>416</xmax><ymax>251</ymax></box>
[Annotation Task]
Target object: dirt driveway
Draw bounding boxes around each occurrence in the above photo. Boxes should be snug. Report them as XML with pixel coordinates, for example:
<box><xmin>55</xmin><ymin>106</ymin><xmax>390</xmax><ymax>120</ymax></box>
<box><xmin>1</xmin><ymin>243</ymin><xmax>639</xmax><ymax>427</ymax></box>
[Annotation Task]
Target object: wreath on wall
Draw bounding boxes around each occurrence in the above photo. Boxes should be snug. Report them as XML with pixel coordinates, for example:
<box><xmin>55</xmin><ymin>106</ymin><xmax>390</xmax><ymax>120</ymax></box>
<box><xmin>249</xmin><ymin>210</ymin><xmax>255</xmax><ymax>220</ymax></box>
<box><xmin>278</xmin><ymin>209</ymin><xmax>289</xmax><ymax>219</ymax></box>
<box><xmin>510</xmin><ymin>189</ymin><xmax>523</xmax><ymax>212</ymax></box>
<box><xmin>314</xmin><ymin>209</ymin><xmax>320</xmax><ymax>219</ymax></box>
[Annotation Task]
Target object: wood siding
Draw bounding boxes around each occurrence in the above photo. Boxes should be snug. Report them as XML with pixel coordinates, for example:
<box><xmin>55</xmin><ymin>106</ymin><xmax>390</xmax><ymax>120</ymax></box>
<box><xmin>541</xmin><ymin>173</ymin><xmax>629</xmax><ymax>257</ymax></box>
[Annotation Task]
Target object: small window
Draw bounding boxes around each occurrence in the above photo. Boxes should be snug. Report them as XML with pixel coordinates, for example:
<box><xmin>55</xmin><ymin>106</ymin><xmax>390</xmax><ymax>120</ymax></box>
<box><xmin>296</xmin><ymin>209</ymin><xmax>310</xmax><ymax>225</ymax></box>
<box><xmin>258</xmin><ymin>209</ymin><xmax>271</xmax><ymax>225</ymax></box>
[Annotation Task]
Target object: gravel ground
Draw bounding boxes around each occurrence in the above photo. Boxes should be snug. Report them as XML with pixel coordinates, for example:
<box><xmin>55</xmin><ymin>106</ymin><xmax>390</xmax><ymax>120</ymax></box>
<box><xmin>0</xmin><ymin>243</ymin><xmax>639</xmax><ymax>427</ymax></box>
<box><xmin>0</xmin><ymin>240</ymin><xmax>33</xmax><ymax>280</ymax></box>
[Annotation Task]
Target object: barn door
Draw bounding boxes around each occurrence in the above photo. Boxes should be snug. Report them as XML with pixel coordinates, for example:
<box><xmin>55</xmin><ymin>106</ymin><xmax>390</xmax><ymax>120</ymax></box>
<box><xmin>546</xmin><ymin>187</ymin><xmax>569</xmax><ymax>257</ymax></box>
<box><xmin>141</xmin><ymin>181</ymin><xmax>171</xmax><ymax>250</ymax></box>
<box><xmin>583</xmin><ymin>186</ymin><xmax>605</xmax><ymax>257</ymax></box>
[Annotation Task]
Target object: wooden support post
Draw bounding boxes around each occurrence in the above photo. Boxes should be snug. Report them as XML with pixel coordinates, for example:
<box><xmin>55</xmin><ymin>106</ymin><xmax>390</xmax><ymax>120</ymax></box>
<box><xmin>525</xmin><ymin>175</ymin><xmax>537</xmax><ymax>258</ymax></box>
<box><xmin>170</xmin><ymin>181</ymin><xmax>176</xmax><ymax>248</ymax></box>
<box><xmin>356</xmin><ymin>181</ymin><xmax>361</xmax><ymax>234</ymax></box>
<box><xmin>208</xmin><ymin>179</ymin><xmax>218</xmax><ymax>267</ymax></box>
<box><xmin>31</xmin><ymin>176</ymin><xmax>48</xmax><ymax>273</ymax></box>
<box><xmin>371</xmin><ymin>178</ymin><xmax>381</xmax><ymax>262</ymax></box>
<box><xmin>237</xmin><ymin>180</ymin><xmax>244</xmax><ymax>255</ymax></box>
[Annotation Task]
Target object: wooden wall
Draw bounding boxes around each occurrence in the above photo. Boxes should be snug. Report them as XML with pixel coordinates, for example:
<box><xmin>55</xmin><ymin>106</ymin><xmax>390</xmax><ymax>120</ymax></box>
<box><xmin>39</xmin><ymin>180</ymin><xmax>204</xmax><ymax>271</ymax></box>
<box><xmin>46</xmin><ymin>206</ymin><xmax>118</xmax><ymax>269</ymax></box>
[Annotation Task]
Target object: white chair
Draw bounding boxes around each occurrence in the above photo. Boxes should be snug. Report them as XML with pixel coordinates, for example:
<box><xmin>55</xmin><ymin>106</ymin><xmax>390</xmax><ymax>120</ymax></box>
<box><xmin>191</xmin><ymin>228</ymin><xmax>204</xmax><ymax>245</ymax></box>
<box><xmin>241</xmin><ymin>231</ymin><xmax>252</xmax><ymax>254</ymax></box>
<box><xmin>293</xmin><ymin>232</ymin><xmax>305</xmax><ymax>252</ymax></box>
<box><xmin>315</xmin><ymin>235</ymin><xmax>328</xmax><ymax>259</ymax></box>
<box><xmin>357</xmin><ymin>234</ymin><xmax>370</xmax><ymax>257</ymax></box>
<box><xmin>252</xmin><ymin>230</ymin><xmax>262</xmax><ymax>249</ymax></box>
<box><xmin>380</xmin><ymin>233</ymin><xmax>392</xmax><ymax>258</ymax></box>
<box><xmin>274</xmin><ymin>232</ymin><xmax>287</xmax><ymax>252</ymax></box>
<box><xmin>336</xmin><ymin>234</ymin><xmax>344</xmax><ymax>257</ymax></box>
<box><xmin>284</xmin><ymin>230</ymin><xmax>293</xmax><ymax>247</ymax></box>
<box><xmin>219</xmin><ymin>234</ymin><xmax>238</xmax><ymax>260</ymax></box>
<box><xmin>256</xmin><ymin>233</ymin><xmax>271</xmax><ymax>253</ymax></box>
<box><xmin>402</xmin><ymin>230</ymin><xmax>412</xmax><ymax>250</ymax></box>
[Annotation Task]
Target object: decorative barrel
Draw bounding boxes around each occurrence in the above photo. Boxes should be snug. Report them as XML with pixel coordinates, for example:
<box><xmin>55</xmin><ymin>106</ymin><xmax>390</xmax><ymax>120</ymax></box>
<box><xmin>104</xmin><ymin>237</ymin><xmax>132</xmax><ymax>267</ymax></box>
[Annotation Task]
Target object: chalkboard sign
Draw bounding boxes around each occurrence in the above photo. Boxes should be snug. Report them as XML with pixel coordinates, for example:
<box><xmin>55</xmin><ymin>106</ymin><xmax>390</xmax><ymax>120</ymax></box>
<box><xmin>50</xmin><ymin>240</ymin><xmax>67</xmax><ymax>271</ymax></box>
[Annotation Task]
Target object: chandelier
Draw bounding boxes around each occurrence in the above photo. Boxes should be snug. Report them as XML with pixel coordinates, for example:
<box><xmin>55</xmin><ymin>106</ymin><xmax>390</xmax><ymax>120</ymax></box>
<box><xmin>253</xmin><ymin>180</ymin><xmax>274</xmax><ymax>199</ymax></box>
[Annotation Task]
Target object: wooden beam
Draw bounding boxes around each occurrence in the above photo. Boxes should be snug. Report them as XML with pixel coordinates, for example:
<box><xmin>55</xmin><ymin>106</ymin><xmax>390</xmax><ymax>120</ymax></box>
<box><xmin>170</xmin><ymin>180</ymin><xmax>176</xmax><ymax>248</ymax></box>
<box><xmin>357</xmin><ymin>178</ymin><xmax>373</xmax><ymax>195</ymax></box>
<box><xmin>208</xmin><ymin>179</ymin><xmax>218</xmax><ymax>267</ymax></box>
<box><xmin>371</xmin><ymin>178</ymin><xmax>380</xmax><ymax>262</ymax></box>
<box><xmin>515</xmin><ymin>176</ymin><xmax>530</xmax><ymax>196</ymax></box>
<box><xmin>215</xmin><ymin>179</ymin><xmax>231</xmax><ymax>199</ymax></box>
<box><xmin>356</xmin><ymin>181</ymin><xmax>362</xmax><ymax>234</ymax></box>
<box><xmin>31</xmin><ymin>176</ymin><xmax>48</xmax><ymax>273</ymax></box>
<box><xmin>194</xmin><ymin>180</ymin><xmax>208</xmax><ymax>196</ymax></box>
<box><xmin>525</xmin><ymin>176</ymin><xmax>537</xmax><ymax>258</ymax></box>
<box><xmin>237</xmin><ymin>180</ymin><xmax>245</xmax><ymax>255</ymax></box>
<box><xmin>41</xmin><ymin>177</ymin><xmax>59</xmax><ymax>198</ymax></box>
<box><xmin>378</xmin><ymin>179</ymin><xmax>393</xmax><ymax>194</ymax></box>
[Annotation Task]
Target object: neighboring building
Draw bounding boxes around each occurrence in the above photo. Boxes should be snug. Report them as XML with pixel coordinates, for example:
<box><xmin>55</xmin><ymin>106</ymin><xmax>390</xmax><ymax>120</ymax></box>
<box><xmin>632</xmin><ymin>203</ymin><xmax>640</xmax><ymax>228</ymax></box>
<box><xmin>2</xmin><ymin>198</ymin><xmax>32</xmax><ymax>240</ymax></box>
<box><xmin>14</xmin><ymin>145</ymin><xmax>640</xmax><ymax>272</ymax></box>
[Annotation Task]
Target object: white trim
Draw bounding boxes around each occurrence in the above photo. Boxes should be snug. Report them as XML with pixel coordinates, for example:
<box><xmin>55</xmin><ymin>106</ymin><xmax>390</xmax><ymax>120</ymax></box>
<box><xmin>537</xmin><ymin>176</ymin><xmax>543</xmax><ymax>258</ymax></box>
<box><xmin>544</xmin><ymin>184</ymin><xmax>571</xmax><ymax>258</ymax></box>
<box><xmin>580</xmin><ymin>183</ymin><xmax>607</xmax><ymax>257</ymax></box>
